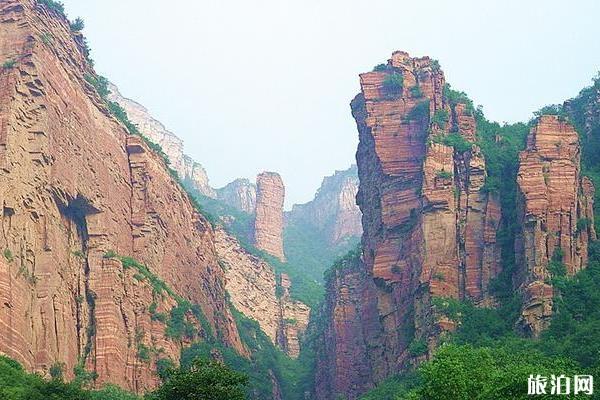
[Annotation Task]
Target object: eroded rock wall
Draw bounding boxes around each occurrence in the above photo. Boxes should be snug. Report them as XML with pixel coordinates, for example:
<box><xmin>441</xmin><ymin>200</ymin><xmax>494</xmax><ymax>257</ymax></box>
<box><xmin>315</xmin><ymin>51</ymin><xmax>502</xmax><ymax>399</ymax></box>
<box><xmin>0</xmin><ymin>0</ymin><xmax>241</xmax><ymax>391</ymax></box>
<box><xmin>107</xmin><ymin>83</ymin><xmax>216</xmax><ymax>198</ymax></box>
<box><xmin>216</xmin><ymin>178</ymin><xmax>257</xmax><ymax>214</ymax></box>
<box><xmin>254</xmin><ymin>172</ymin><xmax>286</xmax><ymax>261</ymax></box>
<box><xmin>515</xmin><ymin>115</ymin><xmax>596</xmax><ymax>336</ymax></box>
<box><xmin>286</xmin><ymin>165</ymin><xmax>362</xmax><ymax>244</ymax></box>
<box><xmin>215</xmin><ymin>227</ymin><xmax>308</xmax><ymax>357</ymax></box>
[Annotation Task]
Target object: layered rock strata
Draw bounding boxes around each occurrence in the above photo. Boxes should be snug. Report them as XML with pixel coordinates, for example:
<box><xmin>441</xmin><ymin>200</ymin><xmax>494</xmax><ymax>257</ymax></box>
<box><xmin>254</xmin><ymin>172</ymin><xmax>286</xmax><ymax>261</ymax></box>
<box><xmin>215</xmin><ymin>227</ymin><xmax>309</xmax><ymax>357</ymax></box>
<box><xmin>107</xmin><ymin>83</ymin><xmax>216</xmax><ymax>198</ymax></box>
<box><xmin>515</xmin><ymin>115</ymin><xmax>596</xmax><ymax>336</ymax></box>
<box><xmin>0</xmin><ymin>0</ymin><xmax>241</xmax><ymax>391</ymax></box>
<box><xmin>314</xmin><ymin>51</ymin><xmax>502</xmax><ymax>399</ymax></box>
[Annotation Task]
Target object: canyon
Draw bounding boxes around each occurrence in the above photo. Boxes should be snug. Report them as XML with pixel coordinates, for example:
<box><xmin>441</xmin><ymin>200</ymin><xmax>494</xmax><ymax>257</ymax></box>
<box><xmin>1</xmin><ymin>1</ymin><xmax>599</xmax><ymax>400</ymax></box>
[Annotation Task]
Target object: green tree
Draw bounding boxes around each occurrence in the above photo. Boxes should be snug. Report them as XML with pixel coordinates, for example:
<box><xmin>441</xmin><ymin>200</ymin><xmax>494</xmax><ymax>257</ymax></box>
<box><xmin>147</xmin><ymin>358</ymin><xmax>248</xmax><ymax>400</ymax></box>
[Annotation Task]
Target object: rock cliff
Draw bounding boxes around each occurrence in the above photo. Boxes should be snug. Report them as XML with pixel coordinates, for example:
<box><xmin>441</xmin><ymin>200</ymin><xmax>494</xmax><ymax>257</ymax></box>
<box><xmin>216</xmin><ymin>178</ymin><xmax>257</xmax><ymax>214</ymax></box>
<box><xmin>214</xmin><ymin>227</ymin><xmax>309</xmax><ymax>357</ymax></box>
<box><xmin>286</xmin><ymin>165</ymin><xmax>361</xmax><ymax>245</ymax></box>
<box><xmin>254</xmin><ymin>172</ymin><xmax>286</xmax><ymax>261</ymax></box>
<box><xmin>107</xmin><ymin>83</ymin><xmax>216</xmax><ymax>198</ymax></box>
<box><xmin>314</xmin><ymin>51</ymin><xmax>502</xmax><ymax>399</ymax></box>
<box><xmin>0</xmin><ymin>0</ymin><xmax>242</xmax><ymax>392</ymax></box>
<box><xmin>515</xmin><ymin>115</ymin><xmax>596</xmax><ymax>336</ymax></box>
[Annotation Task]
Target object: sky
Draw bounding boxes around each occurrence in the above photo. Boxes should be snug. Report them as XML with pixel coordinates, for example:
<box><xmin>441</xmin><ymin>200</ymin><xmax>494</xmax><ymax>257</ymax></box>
<box><xmin>60</xmin><ymin>0</ymin><xmax>600</xmax><ymax>209</ymax></box>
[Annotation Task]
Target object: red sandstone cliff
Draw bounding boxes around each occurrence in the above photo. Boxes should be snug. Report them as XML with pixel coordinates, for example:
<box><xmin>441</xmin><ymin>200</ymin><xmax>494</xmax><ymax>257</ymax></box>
<box><xmin>286</xmin><ymin>165</ymin><xmax>362</xmax><ymax>245</ymax></box>
<box><xmin>214</xmin><ymin>227</ymin><xmax>309</xmax><ymax>358</ymax></box>
<box><xmin>0</xmin><ymin>0</ymin><xmax>242</xmax><ymax>392</ymax></box>
<box><xmin>107</xmin><ymin>83</ymin><xmax>216</xmax><ymax>198</ymax></box>
<box><xmin>314</xmin><ymin>51</ymin><xmax>502</xmax><ymax>399</ymax></box>
<box><xmin>515</xmin><ymin>115</ymin><xmax>596</xmax><ymax>336</ymax></box>
<box><xmin>254</xmin><ymin>172</ymin><xmax>286</xmax><ymax>261</ymax></box>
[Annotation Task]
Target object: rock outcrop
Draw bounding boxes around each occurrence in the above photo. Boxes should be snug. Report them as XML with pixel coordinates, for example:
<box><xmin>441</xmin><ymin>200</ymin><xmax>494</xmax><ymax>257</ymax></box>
<box><xmin>254</xmin><ymin>172</ymin><xmax>286</xmax><ymax>261</ymax></box>
<box><xmin>216</xmin><ymin>178</ymin><xmax>257</xmax><ymax>214</ymax></box>
<box><xmin>286</xmin><ymin>165</ymin><xmax>362</xmax><ymax>245</ymax></box>
<box><xmin>314</xmin><ymin>51</ymin><xmax>502</xmax><ymax>399</ymax></box>
<box><xmin>0</xmin><ymin>0</ymin><xmax>241</xmax><ymax>392</ymax></box>
<box><xmin>275</xmin><ymin>273</ymin><xmax>310</xmax><ymax>358</ymax></box>
<box><xmin>515</xmin><ymin>115</ymin><xmax>596</xmax><ymax>336</ymax></box>
<box><xmin>107</xmin><ymin>83</ymin><xmax>216</xmax><ymax>198</ymax></box>
<box><xmin>215</xmin><ymin>227</ymin><xmax>309</xmax><ymax>357</ymax></box>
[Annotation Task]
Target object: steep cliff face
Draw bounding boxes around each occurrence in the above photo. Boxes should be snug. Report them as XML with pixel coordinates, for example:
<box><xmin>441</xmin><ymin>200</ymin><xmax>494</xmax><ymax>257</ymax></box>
<box><xmin>314</xmin><ymin>254</ymin><xmax>381</xmax><ymax>400</ymax></box>
<box><xmin>286</xmin><ymin>165</ymin><xmax>361</xmax><ymax>245</ymax></box>
<box><xmin>314</xmin><ymin>51</ymin><xmax>502</xmax><ymax>399</ymax></box>
<box><xmin>216</xmin><ymin>178</ymin><xmax>257</xmax><ymax>214</ymax></box>
<box><xmin>214</xmin><ymin>227</ymin><xmax>309</xmax><ymax>357</ymax></box>
<box><xmin>254</xmin><ymin>172</ymin><xmax>286</xmax><ymax>261</ymax></box>
<box><xmin>515</xmin><ymin>115</ymin><xmax>596</xmax><ymax>336</ymax></box>
<box><xmin>107</xmin><ymin>83</ymin><xmax>216</xmax><ymax>198</ymax></box>
<box><xmin>0</xmin><ymin>0</ymin><xmax>241</xmax><ymax>391</ymax></box>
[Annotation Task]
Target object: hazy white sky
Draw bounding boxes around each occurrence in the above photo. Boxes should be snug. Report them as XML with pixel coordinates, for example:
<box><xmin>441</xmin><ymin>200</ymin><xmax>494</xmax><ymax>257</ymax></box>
<box><xmin>60</xmin><ymin>0</ymin><xmax>600</xmax><ymax>208</ymax></box>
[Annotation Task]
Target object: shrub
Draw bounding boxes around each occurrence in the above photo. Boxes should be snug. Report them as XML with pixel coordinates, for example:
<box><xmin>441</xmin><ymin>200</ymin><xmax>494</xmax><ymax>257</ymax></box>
<box><xmin>432</xmin><ymin>132</ymin><xmax>472</xmax><ymax>153</ymax></box>
<box><xmin>49</xmin><ymin>362</ymin><xmax>65</xmax><ymax>380</ymax></box>
<box><xmin>431</xmin><ymin>109</ymin><xmax>449</xmax><ymax>127</ymax></box>
<box><xmin>373</xmin><ymin>63</ymin><xmax>388</xmax><ymax>72</ymax></box>
<box><xmin>405</xmin><ymin>100</ymin><xmax>430</xmax><ymax>122</ymax></box>
<box><xmin>408</xmin><ymin>339</ymin><xmax>428</xmax><ymax>357</ymax></box>
<box><xmin>70</xmin><ymin>17</ymin><xmax>85</xmax><ymax>32</ymax></box>
<box><xmin>382</xmin><ymin>72</ymin><xmax>404</xmax><ymax>98</ymax></box>
<box><xmin>577</xmin><ymin>217</ymin><xmax>591</xmax><ymax>233</ymax></box>
<box><xmin>3</xmin><ymin>248</ymin><xmax>13</xmax><ymax>262</ymax></box>
<box><xmin>410</xmin><ymin>85</ymin><xmax>423</xmax><ymax>98</ymax></box>
<box><xmin>149</xmin><ymin>358</ymin><xmax>248</xmax><ymax>400</ymax></box>
<box><xmin>103</xmin><ymin>250</ymin><xmax>117</xmax><ymax>259</ymax></box>
<box><xmin>37</xmin><ymin>0</ymin><xmax>65</xmax><ymax>15</ymax></box>
<box><xmin>40</xmin><ymin>32</ymin><xmax>53</xmax><ymax>45</ymax></box>
<box><xmin>2</xmin><ymin>60</ymin><xmax>16</xmax><ymax>69</ymax></box>
<box><xmin>436</xmin><ymin>170</ymin><xmax>452</xmax><ymax>179</ymax></box>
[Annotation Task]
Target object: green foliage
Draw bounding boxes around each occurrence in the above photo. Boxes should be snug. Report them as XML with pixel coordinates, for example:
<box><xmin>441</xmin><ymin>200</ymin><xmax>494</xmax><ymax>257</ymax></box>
<box><xmin>103</xmin><ymin>250</ymin><xmax>117</xmax><ymax>259</ymax></box>
<box><xmin>147</xmin><ymin>358</ymin><xmax>247</xmax><ymax>400</ymax></box>
<box><xmin>577</xmin><ymin>217</ymin><xmax>592</xmax><ymax>233</ymax></box>
<box><xmin>2</xmin><ymin>59</ymin><xmax>17</xmax><ymax>69</ymax></box>
<box><xmin>190</xmin><ymin>189</ymin><xmax>328</xmax><ymax>308</ymax></box>
<box><xmin>431</xmin><ymin>109</ymin><xmax>449</xmax><ymax>128</ymax></box>
<box><xmin>432</xmin><ymin>132</ymin><xmax>472</xmax><ymax>153</ymax></box>
<box><xmin>136</xmin><ymin>343</ymin><xmax>151</xmax><ymax>362</ymax></box>
<box><xmin>323</xmin><ymin>245</ymin><xmax>362</xmax><ymax>283</ymax></box>
<box><xmin>436</xmin><ymin>170</ymin><xmax>452</xmax><ymax>179</ymax></box>
<box><xmin>382</xmin><ymin>72</ymin><xmax>404</xmax><ymax>98</ymax></box>
<box><xmin>444</xmin><ymin>83</ymin><xmax>475</xmax><ymax>115</ymax></box>
<box><xmin>404</xmin><ymin>100</ymin><xmax>430</xmax><ymax>122</ymax></box>
<box><xmin>3</xmin><ymin>248</ymin><xmax>13</xmax><ymax>262</ymax></box>
<box><xmin>533</xmin><ymin>104</ymin><xmax>567</xmax><ymax>119</ymax></box>
<box><xmin>70</xmin><ymin>18</ymin><xmax>85</xmax><ymax>32</ymax></box>
<box><xmin>373</xmin><ymin>64</ymin><xmax>388</xmax><ymax>72</ymax></box>
<box><xmin>410</xmin><ymin>85</ymin><xmax>423</xmax><ymax>98</ymax></box>
<box><xmin>72</xmin><ymin>250</ymin><xmax>85</xmax><ymax>259</ymax></box>
<box><xmin>37</xmin><ymin>0</ymin><xmax>65</xmax><ymax>16</ymax></box>
<box><xmin>408</xmin><ymin>339</ymin><xmax>428</xmax><ymax>357</ymax></box>
<box><xmin>165</xmin><ymin>302</ymin><xmax>197</xmax><ymax>340</ymax></box>
<box><xmin>49</xmin><ymin>362</ymin><xmax>65</xmax><ymax>381</ymax></box>
<box><xmin>40</xmin><ymin>32</ymin><xmax>54</xmax><ymax>45</ymax></box>
<box><xmin>156</xmin><ymin>358</ymin><xmax>176</xmax><ymax>382</ymax></box>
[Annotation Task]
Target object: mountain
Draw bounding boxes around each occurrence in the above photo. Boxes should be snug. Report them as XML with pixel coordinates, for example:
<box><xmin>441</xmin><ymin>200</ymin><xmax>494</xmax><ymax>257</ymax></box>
<box><xmin>313</xmin><ymin>51</ymin><xmax>597</xmax><ymax>400</ymax></box>
<box><xmin>0</xmin><ymin>0</ymin><xmax>243</xmax><ymax>392</ymax></box>
<box><xmin>107</xmin><ymin>82</ymin><xmax>215</xmax><ymax>198</ymax></box>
